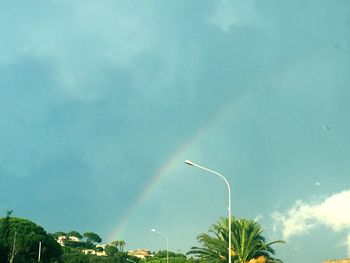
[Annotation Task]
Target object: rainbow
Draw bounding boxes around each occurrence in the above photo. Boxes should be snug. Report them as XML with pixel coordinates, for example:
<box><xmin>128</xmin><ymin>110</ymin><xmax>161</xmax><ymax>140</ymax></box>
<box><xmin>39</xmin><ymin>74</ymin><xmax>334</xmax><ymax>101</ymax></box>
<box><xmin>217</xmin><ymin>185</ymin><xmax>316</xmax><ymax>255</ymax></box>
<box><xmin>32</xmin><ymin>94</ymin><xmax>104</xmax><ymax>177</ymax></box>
<box><xmin>107</xmin><ymin>131</ymin><xmax>201</xmax><ymax>241</ymax></box>
<box><xmin>107</xmin><ymin>99</ymin><xmax>240</xmax><ymax>241</ymax></box>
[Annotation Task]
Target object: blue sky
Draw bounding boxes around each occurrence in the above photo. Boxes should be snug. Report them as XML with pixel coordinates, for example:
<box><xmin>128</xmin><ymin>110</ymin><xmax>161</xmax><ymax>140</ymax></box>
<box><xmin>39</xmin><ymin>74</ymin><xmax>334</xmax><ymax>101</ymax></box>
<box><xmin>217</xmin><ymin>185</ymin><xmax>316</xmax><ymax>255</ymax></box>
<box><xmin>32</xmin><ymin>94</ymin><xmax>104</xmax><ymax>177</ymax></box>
<box><xmin>1</xmin><ymin>0</ymin><xmax>350</xmax><ymax>262</ymax></box>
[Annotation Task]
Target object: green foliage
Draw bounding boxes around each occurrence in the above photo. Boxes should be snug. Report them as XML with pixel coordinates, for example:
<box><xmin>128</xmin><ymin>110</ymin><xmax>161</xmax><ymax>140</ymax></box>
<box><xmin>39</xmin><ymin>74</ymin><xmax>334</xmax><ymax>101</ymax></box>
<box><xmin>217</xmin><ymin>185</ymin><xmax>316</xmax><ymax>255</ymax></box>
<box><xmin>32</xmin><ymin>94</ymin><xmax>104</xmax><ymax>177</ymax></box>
<box><xmin>62</xmin><ymin>250</ymin><xmax>90</xmax><ymax>263</ymax></box>
<box><xmin>118</xmin><ymin>240</ymin><xmax>126</xmax><ymax>252</ymax></box>
<box><xmin>83</xmin><ymin>232</ymin><xmax>102</xmax><ymax>244</ymax></box>
<box><xmin>64</xmin><ymin>240</ymin><xmax>91</xmax><ymax>249</ymax></box>
<box><xmin>0</xmin><ymin>216</ymin><xmax>62</xmax><ymax>263</ymax></box>
<box><xmin>168</xmin><ymin>257</ymin><xmax>193</xmax><ymax>263</ymax></box>
<box><xmin>229</xmin><ymin>218</ymin><xmax>285</xmax><ymax>263</ymax></box>
<box><xmin>111</xmin><ymin>252</ymin><xmax>130</xmax><ymax>263</ymax></box>
<box><xmin>62</xmin><ymin>247</ymin><xmax>107</xmax><ymax>263</ymax></box>
<box><xmin>68</xmin><ymin>231</ymin><xmax>83</xmax><ymax>239</ymax></box>
<box><xmin>175</xmin><ymin>253</ymin><xmax>187</xmax><ymax>259</ymax></box>
<box><xmin>147</xmin><ymin>257</ymin><xmax>190</xmax><ymax>263</ymax></box>
<box><xmin>61</xmin><ymin>242</ymin><xmax>135</xmax><ymax>263</ymax></box>
<box><xmin>105</xmin><ymin>245</ymin><xmax>118</xmax><ymax>256</ymax></box>
<box><xmin>154</xmin><ymin>250</ymin><xmax>176</xmax><ymax>258</ymax></box>
<box><xmin>0</xmin><ymin>210</ymin><xmax>12</xmax><ymax>262</ymax></box>
<box><xmin>147</xmin><ymin>250</ymin><xmax>190</xmax><ymax>263</ymax></box>
<box><xmin>53</xmin><ymin>231</ymin><xmax>68</xmax><ymax>239</ymax></box>
<box><xmin>187</xmin><ymin>217</ymin><xmax>285</xmax><ymax>263</ymax></box>
<box><xmin>110</xmin><ymin>240</ymin><xmax>126</xmax><ymax>252</ymax></box>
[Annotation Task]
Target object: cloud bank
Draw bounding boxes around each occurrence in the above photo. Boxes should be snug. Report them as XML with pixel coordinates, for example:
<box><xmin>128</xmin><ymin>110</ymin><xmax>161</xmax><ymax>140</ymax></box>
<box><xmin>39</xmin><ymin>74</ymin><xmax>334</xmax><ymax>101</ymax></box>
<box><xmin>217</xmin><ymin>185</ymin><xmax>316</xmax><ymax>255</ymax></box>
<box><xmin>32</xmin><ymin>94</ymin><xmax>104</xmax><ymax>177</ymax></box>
<box><xmin>273</xmin><ymin>190</ymin><xmax>350</xmax><ymax>255</ymax></box>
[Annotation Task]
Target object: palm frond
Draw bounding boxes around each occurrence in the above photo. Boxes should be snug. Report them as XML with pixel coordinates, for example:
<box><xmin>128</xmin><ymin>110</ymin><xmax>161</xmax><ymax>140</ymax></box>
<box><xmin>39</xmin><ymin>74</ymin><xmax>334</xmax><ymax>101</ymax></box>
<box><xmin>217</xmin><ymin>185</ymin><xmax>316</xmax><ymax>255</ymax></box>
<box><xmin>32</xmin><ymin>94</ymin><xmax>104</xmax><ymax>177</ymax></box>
<box><xmin>187</xmin><ymin>217</ymin><xmax>285</xmax><ymax>263</ymax></box>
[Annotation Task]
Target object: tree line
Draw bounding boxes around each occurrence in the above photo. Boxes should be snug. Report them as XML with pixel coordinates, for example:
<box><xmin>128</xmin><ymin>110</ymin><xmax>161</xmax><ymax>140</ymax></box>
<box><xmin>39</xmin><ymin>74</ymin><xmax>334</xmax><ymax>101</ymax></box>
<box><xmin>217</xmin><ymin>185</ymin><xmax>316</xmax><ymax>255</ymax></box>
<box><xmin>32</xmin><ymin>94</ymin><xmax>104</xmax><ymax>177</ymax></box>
<box><xmin>0</xmin><ymin>210</ymin><xmax>285</xmax><ymax>263</ymax></box>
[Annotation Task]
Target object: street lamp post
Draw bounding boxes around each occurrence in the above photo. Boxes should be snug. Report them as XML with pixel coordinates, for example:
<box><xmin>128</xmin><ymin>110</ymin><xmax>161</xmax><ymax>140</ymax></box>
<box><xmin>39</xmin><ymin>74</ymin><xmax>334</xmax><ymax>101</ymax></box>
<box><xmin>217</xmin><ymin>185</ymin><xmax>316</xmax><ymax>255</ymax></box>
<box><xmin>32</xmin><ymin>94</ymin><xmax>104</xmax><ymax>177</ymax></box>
<box><xmin>38</xmin><ymin>241</ymin><xmax>42</xmax><ymax>262</ymax></box>
<box><xmin>150</xmin><ymin>229</ymin><xmax>169</xmax><ymax>263</ymax></box>
<box><xmin>185</xmin><ymin>160</ymin><xmax>232</xmax><ymax>263</ymax></box>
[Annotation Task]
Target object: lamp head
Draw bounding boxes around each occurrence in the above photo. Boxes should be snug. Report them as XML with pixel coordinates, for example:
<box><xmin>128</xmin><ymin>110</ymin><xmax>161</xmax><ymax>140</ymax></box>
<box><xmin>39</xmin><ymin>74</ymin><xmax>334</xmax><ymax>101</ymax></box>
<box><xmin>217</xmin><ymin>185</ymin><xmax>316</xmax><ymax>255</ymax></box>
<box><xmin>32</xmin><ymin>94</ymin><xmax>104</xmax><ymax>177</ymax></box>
<box><xmin>150</xmin><ymin>228</ymin><xmax>156</xmax><ymax>232</ymax></box>
<box><xmin>185</xmin><ymin>160</ymin><xmax>194</xmax><ymax>166</ymax></box>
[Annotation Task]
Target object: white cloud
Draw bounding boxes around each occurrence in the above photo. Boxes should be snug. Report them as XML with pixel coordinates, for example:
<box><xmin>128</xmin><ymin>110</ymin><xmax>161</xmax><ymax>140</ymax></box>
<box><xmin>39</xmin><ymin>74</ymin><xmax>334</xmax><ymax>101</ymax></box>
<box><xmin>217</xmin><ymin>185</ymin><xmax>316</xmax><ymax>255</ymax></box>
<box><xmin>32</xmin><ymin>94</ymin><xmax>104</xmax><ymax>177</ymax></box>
<box><xmin>272</xmin><ymin>190</ymin><xmax>350</xmax><ymax>255</ymax></box>
<box><xmin>273</xmin><ymin>190</ymin><xmax>350</xmax><ymax>240</ymax></box>
<box><xmin>272</xmin><ymin>200</ymin><xmax>316</xmax><ymax>239</ymax></box>
<box><xmin>210</xmin><ymin>0</ymin><xmax>261</xmax><ymax>32</ymax></box>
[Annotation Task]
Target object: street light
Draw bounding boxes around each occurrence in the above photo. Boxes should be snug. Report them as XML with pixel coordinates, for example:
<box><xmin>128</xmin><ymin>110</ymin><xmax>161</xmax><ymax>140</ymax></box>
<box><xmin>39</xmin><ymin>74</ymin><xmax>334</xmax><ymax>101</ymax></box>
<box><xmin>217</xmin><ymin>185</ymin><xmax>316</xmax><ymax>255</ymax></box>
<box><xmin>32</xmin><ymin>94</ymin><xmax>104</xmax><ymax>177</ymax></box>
<box><xmin>185</xmin><ymin>160</ymin><xmax>232</xmax><ymax>263</ymax></box>
<box><xmin>126</xmin><ymin>259</ymin><xmax>137</xmax><ymax>263</ymax></box>
<box><xmin>150</xmin><ymin>229</ymin><xmax>169</xmax><ymax>263</ymax></box>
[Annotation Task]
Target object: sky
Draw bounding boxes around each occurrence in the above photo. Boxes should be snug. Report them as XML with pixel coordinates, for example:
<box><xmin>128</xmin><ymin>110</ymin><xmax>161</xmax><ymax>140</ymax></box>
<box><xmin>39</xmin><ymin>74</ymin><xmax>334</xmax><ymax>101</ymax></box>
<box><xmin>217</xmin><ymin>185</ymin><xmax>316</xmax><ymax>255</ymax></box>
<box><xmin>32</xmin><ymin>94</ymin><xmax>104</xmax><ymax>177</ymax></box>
<box><xmin>0</xmin><ymin>0</ymin><xmax>350</xmax><ymax>262</ymax></box>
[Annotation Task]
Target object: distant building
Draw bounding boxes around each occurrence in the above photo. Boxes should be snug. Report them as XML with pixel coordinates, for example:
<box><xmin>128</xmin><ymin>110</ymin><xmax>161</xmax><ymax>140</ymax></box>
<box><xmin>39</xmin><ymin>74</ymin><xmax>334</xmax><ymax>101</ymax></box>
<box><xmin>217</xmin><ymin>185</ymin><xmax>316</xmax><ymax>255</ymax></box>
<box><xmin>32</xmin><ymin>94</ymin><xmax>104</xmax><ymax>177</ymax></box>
<box><xmin>82</xmin><ymin>248</ymin><xmax>107</xmax><ymax>257</ymax></box>
<box><xmin>95</xmin><ymin>244</ymin><xmax>107</xmax><ymax>256</ymax></box>
<box><xmin>57</xmin><ymin>236</ymin><xmax>107</xmax><ymax>257</ymax></box>
<box><xmin>96</xmin><ymin>244</ymin><xmax>107</xmax><ymax>250</ymax></box>
<box><xmin>323</xmin><ymin>259</ymin><xmax>350</xmax><ymax>263</ymax></box>
<box><xmin>128</xmin><ymin>249</ymin><xmax>151</xmax><ymax>259</ymax></box>
<box><xmin>56</xmin><ymin>235</ymin><xmax>80</xmax><ymax>246</ymax></box>
<box><xmin>95</xmin><ymin>251</ymin><xmax>107</xmax><ymax>257</ymax></box>
<box><xmin>68</xmin><ymin>236</ymin><xmax>80</xmax><ymax>242</ymax></box>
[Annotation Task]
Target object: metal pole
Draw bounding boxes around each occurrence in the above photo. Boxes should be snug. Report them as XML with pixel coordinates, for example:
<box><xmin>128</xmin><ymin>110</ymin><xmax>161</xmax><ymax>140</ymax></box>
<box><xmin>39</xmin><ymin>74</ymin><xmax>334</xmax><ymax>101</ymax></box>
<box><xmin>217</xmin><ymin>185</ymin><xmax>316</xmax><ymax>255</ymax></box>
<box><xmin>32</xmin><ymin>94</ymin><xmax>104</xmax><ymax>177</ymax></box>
<box><xmin>165</xmin><ymin>234</ymin><xmax>169</xmax><ymax>263</ymax></box>
<box><xmin>151</xmin><ymin>229</ymin><xmax>169</xmax><ymax>263</ymax></box>
<box><xmin>38</xmin><ymin>241</ymin><xmax>42</xmax><ymax>262</ymax></box>
<box><xmin>10</xmin><ymin>231</ymin><xmax>17</xmax><ymax>263</ymax></box>
<box><xmin>185</xmin><ymin>160</ymin><xmax>232</xmax><ymax>263</ymax></box>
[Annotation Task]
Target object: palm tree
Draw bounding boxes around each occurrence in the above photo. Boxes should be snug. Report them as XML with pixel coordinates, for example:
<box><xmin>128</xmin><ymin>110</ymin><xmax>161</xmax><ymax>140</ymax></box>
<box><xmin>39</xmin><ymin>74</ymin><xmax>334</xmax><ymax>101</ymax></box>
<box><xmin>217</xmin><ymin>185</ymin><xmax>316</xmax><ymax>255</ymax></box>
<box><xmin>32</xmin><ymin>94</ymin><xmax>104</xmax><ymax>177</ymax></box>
<box><xmin>119</xmin><ymin>240</ymin><xmax>126</xmax><ymax>252</ymax></box>
<box><xmin>111</xmin><ymin>240</ymin><xmax>119</xmax><ymax>249</ymax></box>
<box><xmin>187</xmin><ymin>217</ymin><xmax>285</xmax><ymax>263</ymax></box>
<box><xmin>188</xmin><ymin>232</ymin><xmax>228</xmax><ymax>263</ymax></box>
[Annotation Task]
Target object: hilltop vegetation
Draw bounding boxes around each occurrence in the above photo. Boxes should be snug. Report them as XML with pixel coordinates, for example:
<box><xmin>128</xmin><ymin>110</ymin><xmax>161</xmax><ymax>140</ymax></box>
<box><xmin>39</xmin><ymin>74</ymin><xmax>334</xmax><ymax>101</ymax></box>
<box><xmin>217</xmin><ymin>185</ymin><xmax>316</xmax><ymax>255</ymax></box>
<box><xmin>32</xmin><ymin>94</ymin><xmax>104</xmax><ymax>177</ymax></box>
<box><xmin>0</xmin><ymin>211</ymin><xmax>61</xmax><ymax>263</ymax></box>
<box><xmin>0</xmin><ymin>211</ymin><xmax>284</xmax><ymax>263</ymax></box>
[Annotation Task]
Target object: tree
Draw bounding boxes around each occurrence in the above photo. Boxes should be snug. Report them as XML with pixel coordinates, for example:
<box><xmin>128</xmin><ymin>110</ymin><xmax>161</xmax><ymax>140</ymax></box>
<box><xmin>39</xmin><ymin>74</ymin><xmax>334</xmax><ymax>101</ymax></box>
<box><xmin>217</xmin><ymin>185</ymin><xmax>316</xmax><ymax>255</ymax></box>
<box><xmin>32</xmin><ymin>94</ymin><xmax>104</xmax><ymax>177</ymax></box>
<box><xmin>0</xmin><ymin>216</ymin><xmax>62</xmax><ymax>263</ymax></box>
<box><xmin>118</xmin><ymin>240</ymin><xmax>126</xmax><ymax>252</ymax></box>
<box><xmin>148</xmin><ymin>251</ymin><xmax>189</xmax><ymax>263</ymax></box>
<box><xmin>106</xmin><ymin>241</ymin><xmax>120</xmax><ymax>256</ymax></box>
<box><xmin>105</xmin><ymin>244</ymin><xmax>119</xmax><ymax>256</ymax></box>
<box><xmin>53</xmin><ymin>231</ymin><xmax>68</xmax><ymax>239</ymax></box>
<box><xmin>0</xmin><ymin>210</ymin><xmax>13</xmax><ymax>262</ymax></box>
<box><xmin>62</xmin><ymin>250</ymin><xmax>90</xmax><ymax>263</ymax></box>
<box><xmin>83</xmin><ymin>232</ymin><xmax>102</xmax><ymax>245</ymax></box>
<box><xmin>111</xmin><ymin>240</ymin><xmax>119</xmax><ymax>248</ymax></box>
<box><xmin>68</xmin><ymin>230</ymin><xmax>83</xmax><ymax>240</ymax></box>
<box><xmin>154</xmin><ymin>250</ymin><xmax>176</xmax><ymax>258</ymax></box>
<box><xmin>187</xmin><ymin>217</ymin><xmax>285</xmax><ymax>263</ymax></box>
